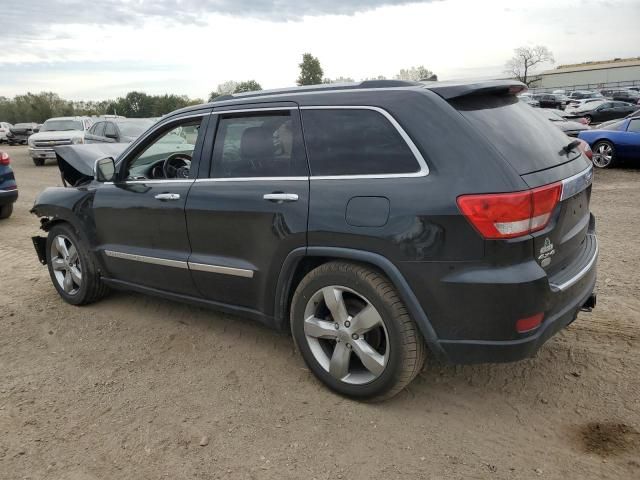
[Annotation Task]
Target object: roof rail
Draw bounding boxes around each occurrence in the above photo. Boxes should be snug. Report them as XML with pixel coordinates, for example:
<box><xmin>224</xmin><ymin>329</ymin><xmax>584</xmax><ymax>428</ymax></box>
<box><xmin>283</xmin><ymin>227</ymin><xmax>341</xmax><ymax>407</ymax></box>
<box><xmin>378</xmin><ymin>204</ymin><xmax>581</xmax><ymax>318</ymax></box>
<box><xmin>211</xmin><ymin>80</ymin><xmax>422</xmax><ymax>102</ymax></box>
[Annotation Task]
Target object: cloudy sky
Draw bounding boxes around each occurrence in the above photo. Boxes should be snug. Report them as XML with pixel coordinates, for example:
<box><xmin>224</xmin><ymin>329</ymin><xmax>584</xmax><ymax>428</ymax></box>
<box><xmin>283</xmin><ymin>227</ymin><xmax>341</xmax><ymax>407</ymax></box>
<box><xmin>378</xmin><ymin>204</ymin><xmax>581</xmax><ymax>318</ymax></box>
<box><xmin>1</xmin><ymin>0</ymin><xmax>639</xmax><ymax>100</ymax></box>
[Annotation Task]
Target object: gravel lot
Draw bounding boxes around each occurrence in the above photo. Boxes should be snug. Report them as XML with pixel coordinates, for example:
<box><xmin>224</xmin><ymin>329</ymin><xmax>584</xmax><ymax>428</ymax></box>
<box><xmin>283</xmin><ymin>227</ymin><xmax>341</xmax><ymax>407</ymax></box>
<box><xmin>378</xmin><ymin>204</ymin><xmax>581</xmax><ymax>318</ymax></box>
<box><xmin>0</xmin><ymin>144</ymin><xmax>638</xmax><ymax>479</ymax></box>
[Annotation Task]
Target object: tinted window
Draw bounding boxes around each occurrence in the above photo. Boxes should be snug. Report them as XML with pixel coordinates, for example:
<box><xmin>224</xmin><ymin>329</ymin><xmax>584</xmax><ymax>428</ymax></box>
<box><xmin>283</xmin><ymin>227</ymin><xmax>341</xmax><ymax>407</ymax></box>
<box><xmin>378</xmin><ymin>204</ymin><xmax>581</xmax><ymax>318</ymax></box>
<box><xmin>91</xmin><ymin>122</ymin><xmax>105</xmax><ymax>136</ymax></box>
<box><xmin>302</xmin><ymin>109</ymin><xmax>419</xmax><ymax>176</ymax></box>
<box><xmin>451</xmin><ymin>95</ymin><xmax>581</xmax><ymax>175</ymax></box>
<box><xmin>210</xmin><ymin>111</ymin><xmax>306</xmax><ymax>178</ymax></box>
<box><xmin>104</xmin><ymin>122</ymin><xmax>118</xmax><ymax>138</ymax></box>
<box><xmin>628</xmin><ymin>119</ymin><xmax>640</xmax><ymax>133</ymax></box>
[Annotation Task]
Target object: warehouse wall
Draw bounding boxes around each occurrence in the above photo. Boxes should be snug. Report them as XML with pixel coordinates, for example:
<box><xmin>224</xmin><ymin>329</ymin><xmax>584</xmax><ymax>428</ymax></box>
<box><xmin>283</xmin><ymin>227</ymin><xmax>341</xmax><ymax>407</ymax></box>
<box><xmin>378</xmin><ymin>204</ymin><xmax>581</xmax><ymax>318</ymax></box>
<box><xmin>538</xmin><ymin>65</ymin><xmax>640</xmax><ymax>88</ymax></box>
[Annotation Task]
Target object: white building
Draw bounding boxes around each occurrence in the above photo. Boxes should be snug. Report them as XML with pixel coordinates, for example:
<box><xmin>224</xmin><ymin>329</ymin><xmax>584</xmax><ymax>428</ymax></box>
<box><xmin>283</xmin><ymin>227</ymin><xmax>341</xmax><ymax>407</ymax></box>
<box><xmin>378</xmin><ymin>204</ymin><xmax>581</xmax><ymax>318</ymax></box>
<box><xmin>534</xmin><ymin>58</ymin><xmax>640</xmax><ymax>91</ymax></box>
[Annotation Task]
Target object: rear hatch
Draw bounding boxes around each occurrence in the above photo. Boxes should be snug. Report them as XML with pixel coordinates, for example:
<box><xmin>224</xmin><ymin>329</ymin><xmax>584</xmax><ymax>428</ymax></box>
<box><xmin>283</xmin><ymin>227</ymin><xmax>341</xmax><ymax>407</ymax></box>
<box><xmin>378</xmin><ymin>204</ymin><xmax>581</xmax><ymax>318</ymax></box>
<box><xmin>448</xmin><ymin>93</ymin><xmax>594</xmax><ymax>279</ymax></box>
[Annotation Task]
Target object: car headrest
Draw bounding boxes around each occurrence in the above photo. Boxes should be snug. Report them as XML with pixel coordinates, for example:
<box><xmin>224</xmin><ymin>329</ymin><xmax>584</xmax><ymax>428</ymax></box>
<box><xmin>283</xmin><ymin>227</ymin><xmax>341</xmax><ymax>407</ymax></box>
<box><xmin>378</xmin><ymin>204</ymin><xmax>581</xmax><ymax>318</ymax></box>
<box><xmin>241</xmin><ymin>127</ymin><xmax>274</xmax><ymax>160</ymax></box>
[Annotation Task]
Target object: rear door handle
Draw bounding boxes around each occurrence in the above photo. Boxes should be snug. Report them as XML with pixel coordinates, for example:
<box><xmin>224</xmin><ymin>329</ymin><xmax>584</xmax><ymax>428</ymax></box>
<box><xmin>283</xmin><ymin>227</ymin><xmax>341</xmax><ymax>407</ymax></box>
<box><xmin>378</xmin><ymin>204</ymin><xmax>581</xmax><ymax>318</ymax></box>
<box><xmin>263</xmin><ymin>193</ymin><xmax>299</xmax><ymax>202</ymax></box>
<box><xmin>154</xmin><ymin>193</ymin><xmax>180</xmax><ymax>201</ymax></box>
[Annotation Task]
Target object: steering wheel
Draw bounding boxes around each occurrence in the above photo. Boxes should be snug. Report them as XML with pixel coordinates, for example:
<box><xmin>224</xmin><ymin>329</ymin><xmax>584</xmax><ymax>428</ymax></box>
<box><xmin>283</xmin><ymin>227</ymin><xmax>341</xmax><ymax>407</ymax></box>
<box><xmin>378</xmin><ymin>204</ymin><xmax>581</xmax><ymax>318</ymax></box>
<box><xmin>163</xmin><ymin>153</ymin><xmax>192</xmax><ymax>179</ymax></box>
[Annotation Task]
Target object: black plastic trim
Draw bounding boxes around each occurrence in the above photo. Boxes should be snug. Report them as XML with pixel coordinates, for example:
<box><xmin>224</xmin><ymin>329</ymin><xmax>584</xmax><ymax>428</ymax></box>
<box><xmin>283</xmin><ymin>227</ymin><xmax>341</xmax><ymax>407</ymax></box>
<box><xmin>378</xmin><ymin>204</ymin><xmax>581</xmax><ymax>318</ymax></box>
<box><xmin>275</xmin><ymin>246</ymin><xmax>445</xmax><ymax>358</ymax></box>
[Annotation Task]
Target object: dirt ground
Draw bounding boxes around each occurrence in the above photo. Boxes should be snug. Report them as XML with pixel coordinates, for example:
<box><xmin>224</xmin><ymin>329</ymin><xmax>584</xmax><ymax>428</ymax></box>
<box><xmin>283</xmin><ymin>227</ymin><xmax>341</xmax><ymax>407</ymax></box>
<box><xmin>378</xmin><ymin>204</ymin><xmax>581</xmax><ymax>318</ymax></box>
<box><xmin>0</xmin><ymin>144</ymin><xmax>638</xmax><ymax>480</ymax></box>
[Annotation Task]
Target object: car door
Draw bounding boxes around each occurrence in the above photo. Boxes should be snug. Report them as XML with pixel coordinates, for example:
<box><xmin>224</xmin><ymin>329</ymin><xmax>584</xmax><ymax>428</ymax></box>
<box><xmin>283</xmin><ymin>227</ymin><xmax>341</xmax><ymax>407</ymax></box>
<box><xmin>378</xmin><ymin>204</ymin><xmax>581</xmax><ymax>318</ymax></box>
<box><xmin>616</xmin><ymin>118</ymin><xmax>640</xmax><ymax>158</ymax></box>
<box><xmin>185</xmin><ymin>104</ymin><xmax>309</xmax><ymax>317</ymax></box>
<box><xmin>92</xmin><ymin>111</ymin><xmax>211</xmax><ymax>295</ymax></box>
<box><xmin>594</xmin><ymin>102</ymin><xmax>614</xmax><ymax>122</ymax></box>
<box><xmin>85</xmin><ymin>122</ymin><xmax>106</xmax><ymax>144</ymax></box>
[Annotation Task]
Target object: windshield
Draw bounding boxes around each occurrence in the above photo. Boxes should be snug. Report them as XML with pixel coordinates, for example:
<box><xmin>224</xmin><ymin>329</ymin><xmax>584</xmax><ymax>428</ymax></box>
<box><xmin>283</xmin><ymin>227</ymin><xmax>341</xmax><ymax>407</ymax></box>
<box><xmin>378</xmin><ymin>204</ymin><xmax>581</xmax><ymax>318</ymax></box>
<box><xmin>602</xmin><ymin>121</ymin><xmax>625</xmax><ymax>131</ymax></box>
<box><xmin>117</xmin><ymin>119</ymin><xmax>155</xmax><ymax>137</ymax></box>
<box><xmin>41</xmin><ymin>120</ymin><xmax>84</xmax><ymax>132</ymax></box>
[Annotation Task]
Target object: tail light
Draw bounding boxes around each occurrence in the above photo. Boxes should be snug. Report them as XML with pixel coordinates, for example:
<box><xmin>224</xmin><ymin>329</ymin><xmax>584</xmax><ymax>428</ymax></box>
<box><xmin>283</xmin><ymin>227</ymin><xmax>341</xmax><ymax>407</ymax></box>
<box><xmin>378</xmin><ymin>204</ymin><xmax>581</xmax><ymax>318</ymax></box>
<box><xmin>577</xmin><ymin>117</ymin><xmax>589</xmax><ymax>125</ymax></box>
<box><xmin>0</xmin><ymin>152</ymin><xmax>10</xmax><ymax>166</ymax></box>
<box><xmin>576</xmin><ymin>139</ymin><xmax>593</xmax><ymax>160</ymax></box>
<box><xmin>457</xmin><ymin>182</ymin><xmax>562</xmax><ymax>239</ymax></box>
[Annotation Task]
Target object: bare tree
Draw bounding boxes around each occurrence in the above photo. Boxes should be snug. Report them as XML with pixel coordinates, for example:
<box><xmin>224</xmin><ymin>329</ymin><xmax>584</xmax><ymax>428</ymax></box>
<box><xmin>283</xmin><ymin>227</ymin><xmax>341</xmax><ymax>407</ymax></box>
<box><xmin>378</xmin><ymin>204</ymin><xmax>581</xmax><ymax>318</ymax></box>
<box><xmin>395</xmin><ymin>65</ymin><xmax>435</xmax><ymax>82</ymax></box>
<box><xmin>505</xmin><ymin>46</ymin><xmax>554</xmax><ymax>86</ymax></box>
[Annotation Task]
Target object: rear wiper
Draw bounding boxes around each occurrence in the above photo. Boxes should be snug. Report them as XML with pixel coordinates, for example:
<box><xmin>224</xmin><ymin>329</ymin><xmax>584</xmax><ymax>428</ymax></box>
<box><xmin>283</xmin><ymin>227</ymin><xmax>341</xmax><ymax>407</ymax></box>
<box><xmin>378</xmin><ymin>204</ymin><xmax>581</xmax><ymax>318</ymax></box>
<box><xmin>560</xmin><ymin>140</ymin><xmax>581</xmax><ymax>155</ymax></box>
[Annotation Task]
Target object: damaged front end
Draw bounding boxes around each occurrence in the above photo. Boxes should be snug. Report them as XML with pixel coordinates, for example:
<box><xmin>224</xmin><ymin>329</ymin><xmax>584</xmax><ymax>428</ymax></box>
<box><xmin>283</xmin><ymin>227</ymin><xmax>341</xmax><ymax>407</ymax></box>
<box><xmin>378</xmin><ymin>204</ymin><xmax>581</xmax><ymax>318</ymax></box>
<box><xmin>31</xmin><ymin>143</ymin><xmax>126</xmax><ymax>263</ymax></box>
<box><xmin>54</xmin><ymin>143</ymin><xmax>126</xmax><ymax>186</ymax></box>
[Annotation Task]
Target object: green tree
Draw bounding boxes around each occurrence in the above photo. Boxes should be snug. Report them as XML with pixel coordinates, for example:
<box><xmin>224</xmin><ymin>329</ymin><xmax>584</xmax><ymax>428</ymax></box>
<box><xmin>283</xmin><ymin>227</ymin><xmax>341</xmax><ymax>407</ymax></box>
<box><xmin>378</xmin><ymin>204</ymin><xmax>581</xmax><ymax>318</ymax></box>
<box><xmin>297</xmin><ymin>53</ymin><xmax>323</xmax><ymax>86</ymax></box>
<box><xmin>234</xmin><ymin>80</ymin><xmax>262</xmax><ymax>93</ymax></box>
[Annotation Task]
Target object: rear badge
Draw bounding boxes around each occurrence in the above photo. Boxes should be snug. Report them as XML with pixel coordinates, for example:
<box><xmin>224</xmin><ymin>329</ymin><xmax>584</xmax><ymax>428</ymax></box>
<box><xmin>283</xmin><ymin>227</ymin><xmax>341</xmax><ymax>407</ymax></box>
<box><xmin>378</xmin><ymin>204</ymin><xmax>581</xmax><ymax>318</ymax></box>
<box><xmin>538</xmin><ymin>238</ymin><xmax>555</xmax><ymax>267</ymax></box>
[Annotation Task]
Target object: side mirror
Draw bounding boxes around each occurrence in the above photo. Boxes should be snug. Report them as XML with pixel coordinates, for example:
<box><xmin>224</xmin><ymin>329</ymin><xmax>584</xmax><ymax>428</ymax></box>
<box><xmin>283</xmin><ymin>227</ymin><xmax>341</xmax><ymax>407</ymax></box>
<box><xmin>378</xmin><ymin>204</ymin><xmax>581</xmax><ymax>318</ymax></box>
<box><xmin>95</xmin><ymin>157</ymin><xmax>116</xmax><ymax>182</ymax></box>
<box><xmin>33</xmin><ymin>128</ymin><xmax>40</xmax><ymax>133</ymax></box>
<box><xmin>105</xmin><ymin>132</ymin><xmax>118</xmax><ymax>140</ymax></box>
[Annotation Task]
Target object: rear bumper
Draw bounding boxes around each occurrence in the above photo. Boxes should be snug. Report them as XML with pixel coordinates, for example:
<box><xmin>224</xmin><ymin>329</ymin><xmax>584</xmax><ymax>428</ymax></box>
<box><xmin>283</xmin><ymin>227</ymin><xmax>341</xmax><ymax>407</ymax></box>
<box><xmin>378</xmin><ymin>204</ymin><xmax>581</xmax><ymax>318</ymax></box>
<box><xmin>438</xmin><ymin>270</ymin><xmax>596</xmax><ymax>363</ymax></box>
<box><xmin>403</xmin><ymin>229</ymin><xmax>598</xmax><ymax>365</ymax></box>
<box><xmin>0</xmin><ymin>188</ymin><xmax>18</xmax><ymax>205</ymax></box>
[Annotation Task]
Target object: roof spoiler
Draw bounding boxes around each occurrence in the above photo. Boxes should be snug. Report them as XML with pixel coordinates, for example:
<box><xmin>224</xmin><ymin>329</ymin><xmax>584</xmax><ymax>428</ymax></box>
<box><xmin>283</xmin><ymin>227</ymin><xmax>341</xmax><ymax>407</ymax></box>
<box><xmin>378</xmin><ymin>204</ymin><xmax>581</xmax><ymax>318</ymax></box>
<box><xmin>422</xmin><ymin>80</ymin><xmax>527</xmax><ymax>100</ymax></box>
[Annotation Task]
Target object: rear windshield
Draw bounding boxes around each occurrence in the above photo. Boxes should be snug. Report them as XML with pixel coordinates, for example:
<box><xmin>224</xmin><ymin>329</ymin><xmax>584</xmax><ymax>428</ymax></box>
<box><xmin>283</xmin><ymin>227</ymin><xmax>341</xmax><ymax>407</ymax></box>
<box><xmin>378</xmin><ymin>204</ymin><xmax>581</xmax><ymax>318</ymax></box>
<box><xmin>450</xmin><ymin>95</ymin><xmax>581</xmax><ymax>175</ymax></box>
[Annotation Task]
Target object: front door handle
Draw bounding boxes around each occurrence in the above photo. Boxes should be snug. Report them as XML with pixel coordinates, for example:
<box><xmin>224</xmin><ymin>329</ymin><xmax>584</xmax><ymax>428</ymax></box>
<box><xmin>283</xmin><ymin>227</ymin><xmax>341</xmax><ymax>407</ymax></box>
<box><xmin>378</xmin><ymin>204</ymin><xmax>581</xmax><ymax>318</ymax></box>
<box><xmin>263</xmin><ymin>193</ymin><xmax>299</xmax><ymax>202</ymax></box>
<box><xmin>154</xmin><ymin>193</ymin><xmax>180</xmax><ymax>201</ymax></box>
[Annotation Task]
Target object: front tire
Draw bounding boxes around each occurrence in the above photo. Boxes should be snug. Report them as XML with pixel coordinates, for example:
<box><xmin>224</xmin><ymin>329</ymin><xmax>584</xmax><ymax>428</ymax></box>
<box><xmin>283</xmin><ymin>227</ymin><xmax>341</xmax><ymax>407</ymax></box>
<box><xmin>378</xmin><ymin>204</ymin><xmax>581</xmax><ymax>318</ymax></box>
<box><xmin>291</xmin><ymin>261</ymin><xmax>426</xmax><ymax>401</ymax></box>
<box><xmin>33</xmin><ymin>158</ymin><xmax>45</xmax><ymax>166</ymax></box>
<box><xmin>46</xmin><ymin>223</ymin><xmax>108</xmax><ymax>305</ymax></box>
<box><xmin>0</xmin><ymin>204</ymin><xmax>13</xmax><ymax>219</ymax></box>
<box><xmin>592</xmin><ymin>140</ymin><xmax>616</xmax><ymax>168</ymax></box>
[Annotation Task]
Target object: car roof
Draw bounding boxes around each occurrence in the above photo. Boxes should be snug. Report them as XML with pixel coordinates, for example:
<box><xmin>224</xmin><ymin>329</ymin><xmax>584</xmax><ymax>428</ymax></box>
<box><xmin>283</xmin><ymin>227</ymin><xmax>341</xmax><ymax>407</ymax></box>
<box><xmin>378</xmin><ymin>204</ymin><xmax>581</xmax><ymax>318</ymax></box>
<box><xmin>45</xmin><ymin>116</ymin><xmax>90</xmax><ymax>121</ymax></box>
<box><xmin>167</xmin><ymin>79</ymin><xmax>526</xmax><ymax>118</ymax></box>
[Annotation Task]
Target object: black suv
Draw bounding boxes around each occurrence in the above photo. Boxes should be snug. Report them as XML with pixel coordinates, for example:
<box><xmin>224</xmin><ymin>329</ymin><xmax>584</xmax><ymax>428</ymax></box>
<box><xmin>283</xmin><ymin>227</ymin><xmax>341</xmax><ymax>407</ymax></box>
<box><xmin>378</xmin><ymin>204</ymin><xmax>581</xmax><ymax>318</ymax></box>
<box><xmin>31</xmin><ymin>80</ymin><xmax>598</xmax><ymax>400</ymax></box>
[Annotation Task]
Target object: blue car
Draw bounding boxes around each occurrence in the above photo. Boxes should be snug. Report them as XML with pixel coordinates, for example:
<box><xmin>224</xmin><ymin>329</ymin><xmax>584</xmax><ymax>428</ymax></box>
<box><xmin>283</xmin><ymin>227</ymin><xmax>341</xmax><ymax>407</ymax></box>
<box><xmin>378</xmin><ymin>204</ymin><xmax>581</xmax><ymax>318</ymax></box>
<box><xmin>0</xmin><ymin>151</ymin><xmax>18</xmax><ymax>219</ymax></box>
<box><xmin>578</xmin><ymin>116</ymin><xmax>640</xmax><ymax>168</ymax></box>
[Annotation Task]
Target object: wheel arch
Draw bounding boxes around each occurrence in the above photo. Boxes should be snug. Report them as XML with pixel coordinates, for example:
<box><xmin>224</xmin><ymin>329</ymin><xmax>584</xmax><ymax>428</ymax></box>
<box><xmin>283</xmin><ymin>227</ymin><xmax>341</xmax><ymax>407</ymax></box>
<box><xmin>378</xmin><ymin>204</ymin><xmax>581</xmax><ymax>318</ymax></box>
<box><xmin>274</xmin><ymin>247</ymin><xmax>445</xmax><ymax>358</ymax></box>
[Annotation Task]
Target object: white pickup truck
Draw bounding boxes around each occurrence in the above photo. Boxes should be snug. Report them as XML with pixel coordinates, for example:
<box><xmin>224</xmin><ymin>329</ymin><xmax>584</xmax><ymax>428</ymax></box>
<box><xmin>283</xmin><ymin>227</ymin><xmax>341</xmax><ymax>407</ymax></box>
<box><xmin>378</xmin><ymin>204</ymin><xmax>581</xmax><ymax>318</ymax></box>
<box><xmin>28</xmin><ymin>117</ymin><xmax>93</xmax><ymax>166</ymax></box>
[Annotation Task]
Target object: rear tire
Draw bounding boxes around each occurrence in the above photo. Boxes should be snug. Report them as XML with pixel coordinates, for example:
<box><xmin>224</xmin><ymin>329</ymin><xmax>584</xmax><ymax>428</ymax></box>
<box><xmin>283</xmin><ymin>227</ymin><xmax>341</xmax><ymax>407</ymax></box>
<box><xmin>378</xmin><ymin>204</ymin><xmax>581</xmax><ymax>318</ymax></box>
<box><xmin>0</xmin><ymin>204</ymin><xmax>13</xmax><ymax>219</ymax></box>
<box><xmin>33</xmin><ymin>158</ymin><xmax>45</xmax><ymax>166</ymax></box>
<box><xmin>46</xmin><ymin>223</ymin><xmax>109</xmax><ymax>305</ymax></box>
<box><xmin>592</xmin><ymin>140</ymin><xmax>616</xmax><ymax>168</ymax></box>
<box><xmin>290</xmin><ymin>261</ymin><xmax>426</xmax><ymax>401</ymax></box>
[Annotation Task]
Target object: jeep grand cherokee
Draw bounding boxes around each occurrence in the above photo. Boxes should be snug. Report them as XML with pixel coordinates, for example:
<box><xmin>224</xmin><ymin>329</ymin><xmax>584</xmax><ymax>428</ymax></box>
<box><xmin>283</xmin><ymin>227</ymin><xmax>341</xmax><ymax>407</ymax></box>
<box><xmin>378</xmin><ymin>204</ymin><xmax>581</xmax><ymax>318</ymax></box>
<box><xmin>31</xmin><ymin>80</ymin><xmax>597</xmax><ymax>400</ymax></box>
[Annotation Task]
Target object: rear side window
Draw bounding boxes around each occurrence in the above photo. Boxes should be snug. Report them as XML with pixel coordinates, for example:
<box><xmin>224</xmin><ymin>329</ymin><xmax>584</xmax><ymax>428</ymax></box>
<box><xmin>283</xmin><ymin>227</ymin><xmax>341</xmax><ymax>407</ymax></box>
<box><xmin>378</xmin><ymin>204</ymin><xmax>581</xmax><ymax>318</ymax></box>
<box><xmin>210</xmin><ymin>111</ymin><xmax>307</xmax><ymax>178</ymax></box>
<box><xmin>302</xmin><ymin>108</ymin><xmax>420</xmax><ymax>176</ymax></box>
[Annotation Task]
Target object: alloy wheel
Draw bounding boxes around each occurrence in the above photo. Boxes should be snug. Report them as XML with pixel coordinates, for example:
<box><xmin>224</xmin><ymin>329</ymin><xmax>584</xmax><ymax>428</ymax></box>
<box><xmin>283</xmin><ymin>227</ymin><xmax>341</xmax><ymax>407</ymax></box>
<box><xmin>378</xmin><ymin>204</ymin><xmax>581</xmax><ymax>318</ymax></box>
<box><xmin>50</xmin><ymin>235</ymin><xmax>83</xmax><ymax>295</ymax></box>
<box><xmin>592</xmin><ymin>143</ymin><xmax>613</xmax><ymax>168</ymax></box>
<box><xmin>303</xmin><ymin>285</ymin><xmax>389</xmax><ymax>385</ymax></box>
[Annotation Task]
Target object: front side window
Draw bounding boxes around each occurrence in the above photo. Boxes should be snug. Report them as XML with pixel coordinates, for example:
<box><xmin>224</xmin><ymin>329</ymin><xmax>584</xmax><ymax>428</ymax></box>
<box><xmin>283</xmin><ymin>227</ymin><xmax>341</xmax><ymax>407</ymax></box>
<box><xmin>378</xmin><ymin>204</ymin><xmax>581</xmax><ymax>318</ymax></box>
<box><xmin>302</xmin><ymin>108</ymin><xmax>420</xmax><ymax>176</ymax></box>
<box><xmin>210</xmin><ymin>111</ymin><xmax>306</xmax><ymax>178</ymax></box>
<box><xmin>104</xmin><ymin>122</ymin><xmax>118</xmax><ymax>138</ymax></box>
<box><xmin>124</xmin><ymin>119</ymin><xmax>203</xmax><ymax>180</ymax></box>
<box><xmin>90</xmin><ymin>122</ymin><xmax>105</xmax><ymax>136</ymax></box>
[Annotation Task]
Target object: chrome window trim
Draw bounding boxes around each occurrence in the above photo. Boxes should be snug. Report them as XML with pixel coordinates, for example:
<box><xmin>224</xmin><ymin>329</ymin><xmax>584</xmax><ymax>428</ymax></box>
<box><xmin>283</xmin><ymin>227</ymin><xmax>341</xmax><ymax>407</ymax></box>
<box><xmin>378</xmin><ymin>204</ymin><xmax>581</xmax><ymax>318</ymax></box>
<box><xmin>194</xmin><ymin>176</ymin><xmax>307</xmax><ymax>183</ymax></box>
<box><xmin>211</xmin><ymin>106</ymin><xmax>296</xmax><ymax>115</ymax></box>
<box><xmin>104</xmin><ymin>250</ymin><xmax>189</xmax><ymax>269</ymax></box>
<box><xmin>300</xmin><ymin>105</ymin><xmax>429</xmax><ymax>179</ymax></box>
<box><xmin>104</xmin><ymin>249</ymin><xmax>255</xmax><ymax>278</ymax></box>
<box><xmin>549</xmin><ymin>234</ymin><xmax>598</xmax><ymax>292</ymax></box>
<box><xmin>188</xmin><ymin>262</ymin><xmax>254</xmax><ymax>278</ymax></box>
<box><xmin>103</xmin><ymin>179</ymin><xmax>194</xmax><ymax>185</ymax></box>
<box><xmin>560</xmin><ymin>165</ymin><xmax>593</xmax><ymax>201</ymax></box>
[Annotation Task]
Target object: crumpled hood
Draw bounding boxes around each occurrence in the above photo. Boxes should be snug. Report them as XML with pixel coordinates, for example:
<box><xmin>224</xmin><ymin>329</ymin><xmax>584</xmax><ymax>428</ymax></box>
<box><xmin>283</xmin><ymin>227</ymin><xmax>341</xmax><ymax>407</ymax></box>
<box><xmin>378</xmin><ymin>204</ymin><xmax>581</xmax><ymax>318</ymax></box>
<box><xmin>29</xmin><ymin>130</ymin><xmax>85</xmax><ymax>142</ymax></box>
<box><xmin>54</xmin><ymin>143</ymin><xmax>128</xmax><ymax>186</ymax></box>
